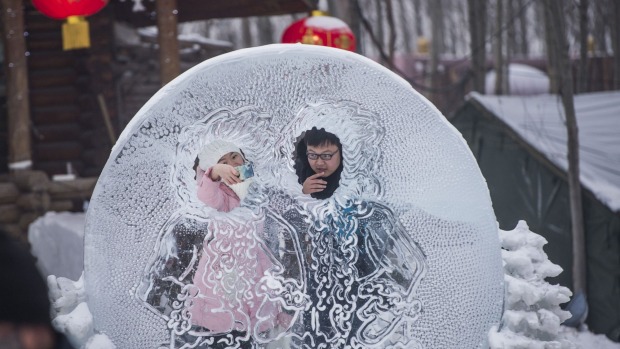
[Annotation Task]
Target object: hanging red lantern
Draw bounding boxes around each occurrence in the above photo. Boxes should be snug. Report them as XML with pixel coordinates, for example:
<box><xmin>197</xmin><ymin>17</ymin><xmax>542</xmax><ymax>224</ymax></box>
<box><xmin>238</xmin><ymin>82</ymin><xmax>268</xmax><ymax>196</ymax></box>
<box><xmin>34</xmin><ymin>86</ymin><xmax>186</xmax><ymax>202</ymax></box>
<box><xmin>281</xmin><ymin>10</ymin><xmax>356</xmax><ymax>52</ymax></box>
<box><xmin>31</xmin><ymin>0</ymin><xmax>108</xmax><ymax>50</ymax></box>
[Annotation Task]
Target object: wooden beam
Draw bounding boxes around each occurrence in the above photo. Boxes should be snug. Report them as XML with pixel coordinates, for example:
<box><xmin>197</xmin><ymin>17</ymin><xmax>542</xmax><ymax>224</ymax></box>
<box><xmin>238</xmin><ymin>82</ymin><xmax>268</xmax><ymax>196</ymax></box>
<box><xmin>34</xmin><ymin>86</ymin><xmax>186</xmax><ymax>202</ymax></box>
<box><xmin>1</xmin><ymin>0</ymin><xmax>33</xmax><ymax>171</ymax></box>
<box><xmin>113</xmin><ymin>0</ymin><xmax>315</xmax><ymax>27</ymax></box>
<box><xmin>156</xmin><ymin>0</ymin><xmax>180</xmax><ymax>86</ymax></box>
<box><xmin>47</xmin><ymin>177</ymin><xmax>98</xmax><ymax>200</ymax></box>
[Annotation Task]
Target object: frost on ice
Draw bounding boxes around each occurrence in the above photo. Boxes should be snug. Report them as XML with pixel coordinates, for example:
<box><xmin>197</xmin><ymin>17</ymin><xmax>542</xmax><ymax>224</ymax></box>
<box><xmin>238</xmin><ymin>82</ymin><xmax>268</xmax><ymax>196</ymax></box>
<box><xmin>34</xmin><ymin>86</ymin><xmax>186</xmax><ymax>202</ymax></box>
<box><xmin>84</xmin><ymin>44</ymin><xmax>504</xmax><ymax>348</ymax></box>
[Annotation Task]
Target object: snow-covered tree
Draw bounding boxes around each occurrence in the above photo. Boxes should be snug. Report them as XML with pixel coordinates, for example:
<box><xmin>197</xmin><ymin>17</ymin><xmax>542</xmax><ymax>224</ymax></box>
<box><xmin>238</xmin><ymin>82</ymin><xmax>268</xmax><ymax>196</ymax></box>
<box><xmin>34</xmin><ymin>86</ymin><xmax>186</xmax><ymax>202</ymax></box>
<box><xmin>489</xmin><ymin>221</ymin><xmax>575</xmax><ymax>348</ymax></box>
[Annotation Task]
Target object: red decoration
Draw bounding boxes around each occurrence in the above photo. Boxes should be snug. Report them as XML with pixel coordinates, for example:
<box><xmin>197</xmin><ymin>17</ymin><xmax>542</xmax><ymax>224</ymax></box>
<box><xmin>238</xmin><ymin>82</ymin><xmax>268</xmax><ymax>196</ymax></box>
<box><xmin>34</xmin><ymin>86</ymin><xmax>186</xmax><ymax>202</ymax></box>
<box><xmin>31</xmin><ymin>0</ymin><xmax>108</xmax><ymax>20</ymax></box>
<box><xmin>281</xmin><ymin>11</ymin><xmax>356</xmax><ymax>52</ymax></box>
<box><xmin>31</xmin><ymin>0</ymin><xmax>108</xmax><ymax>50</ymax></box>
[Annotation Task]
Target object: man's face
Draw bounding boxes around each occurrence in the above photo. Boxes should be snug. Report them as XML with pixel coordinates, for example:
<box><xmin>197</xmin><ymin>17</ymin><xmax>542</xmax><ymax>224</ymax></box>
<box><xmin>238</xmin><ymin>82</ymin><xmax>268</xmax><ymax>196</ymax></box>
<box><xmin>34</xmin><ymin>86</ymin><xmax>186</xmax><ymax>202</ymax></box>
<box><xmin>307</xmin><ymin>143</ymin><xmax>341</xmax><ymax>178</ymax></box>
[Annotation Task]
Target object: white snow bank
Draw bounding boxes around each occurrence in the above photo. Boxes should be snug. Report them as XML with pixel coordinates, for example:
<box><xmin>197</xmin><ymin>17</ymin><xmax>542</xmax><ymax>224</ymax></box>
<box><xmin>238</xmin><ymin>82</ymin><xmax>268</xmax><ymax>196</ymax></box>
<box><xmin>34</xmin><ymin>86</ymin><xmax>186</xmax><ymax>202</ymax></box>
<box><xmin>485</xmin><ymin>63</ymin><xmax>550</xmax><ymax>96</ymax></box>
<box><xmin>28</xmin><ymin>212</ymin><xmax>85</xmax><ymax>280</ymax></box>
<box><xmin>470</xmin><ymin>91</ymin><xmax>620</xmax><ymax>212</ymax></box>
<box><xmin>562</xmin><ymin>326</ymin><xmax>620</xmax><ymax>349</ymax></box>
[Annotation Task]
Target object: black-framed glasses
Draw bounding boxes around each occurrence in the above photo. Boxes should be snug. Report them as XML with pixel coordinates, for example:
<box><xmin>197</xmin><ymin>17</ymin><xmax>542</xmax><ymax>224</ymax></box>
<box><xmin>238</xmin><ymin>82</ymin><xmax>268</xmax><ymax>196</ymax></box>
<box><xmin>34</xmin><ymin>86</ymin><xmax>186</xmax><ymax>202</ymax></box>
<box><xmin>307</xmin><ymin>149</ymin><xmax>339</xmax><ymax>161</ymax></box>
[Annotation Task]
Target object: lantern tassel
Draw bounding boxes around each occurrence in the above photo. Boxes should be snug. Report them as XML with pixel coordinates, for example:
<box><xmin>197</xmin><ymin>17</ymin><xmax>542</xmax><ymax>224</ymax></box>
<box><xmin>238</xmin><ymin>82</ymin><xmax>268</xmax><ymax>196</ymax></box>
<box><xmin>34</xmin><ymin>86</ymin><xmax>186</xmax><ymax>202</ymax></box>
<box><xmin>62</xmin><ymin>16</ymin><xmax>90</xmax><ymax>50</ymax></box>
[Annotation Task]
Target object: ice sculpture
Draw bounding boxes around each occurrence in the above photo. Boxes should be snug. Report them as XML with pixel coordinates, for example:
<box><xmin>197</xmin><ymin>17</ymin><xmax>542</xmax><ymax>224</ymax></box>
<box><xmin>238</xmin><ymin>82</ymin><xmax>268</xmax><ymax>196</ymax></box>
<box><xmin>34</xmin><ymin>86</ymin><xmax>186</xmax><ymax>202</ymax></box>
<box><xmin>84</xmin><ymin>44</ymin><xmax>503</xmax><ymax>348</ymax></box>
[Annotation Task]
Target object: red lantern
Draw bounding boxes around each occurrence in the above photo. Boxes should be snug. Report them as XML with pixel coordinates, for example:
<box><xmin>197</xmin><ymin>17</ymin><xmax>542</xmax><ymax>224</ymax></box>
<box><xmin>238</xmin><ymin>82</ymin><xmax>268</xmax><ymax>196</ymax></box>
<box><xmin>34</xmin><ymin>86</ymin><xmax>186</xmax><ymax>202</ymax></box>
<box><xmin>31</xmin><ymin>0</ymin><xmax>108</xmax><ymax>50</ymax></box>
<box><xmin>281</xmin><ymin>11</ymin><xmax>356</xmax><ymax>52</ymax></box>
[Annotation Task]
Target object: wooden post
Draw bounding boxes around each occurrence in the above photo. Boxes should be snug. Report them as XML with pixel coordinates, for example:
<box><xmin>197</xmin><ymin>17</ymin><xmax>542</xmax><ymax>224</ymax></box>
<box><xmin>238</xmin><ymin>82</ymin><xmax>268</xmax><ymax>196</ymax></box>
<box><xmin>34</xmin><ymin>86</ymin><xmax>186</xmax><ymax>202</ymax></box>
<box><xmin>156</xmin><ymin>0</ymin><xmax>180</xmax><ymax>86</ymax></box>
<box><xmin>1</xmin><ymin>0</ymin><xmax>32</xmax><ymax>171</ymax></box>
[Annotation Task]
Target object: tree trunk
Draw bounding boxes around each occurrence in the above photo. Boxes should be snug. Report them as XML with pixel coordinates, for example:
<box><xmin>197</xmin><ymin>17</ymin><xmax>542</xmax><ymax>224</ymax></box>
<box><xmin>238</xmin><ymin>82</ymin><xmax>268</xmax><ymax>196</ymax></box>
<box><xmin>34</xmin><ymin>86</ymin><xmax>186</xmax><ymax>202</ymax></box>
<box><xmin>397</xmin><ymin>0</ymin><xmax>412</xmax><ymax>53</ymax></box>
<box><xmin>543</xmin><ymin>0</ymin><xmax>587</xmax><ymax>307</ymax></box>
<box><xmin>375</xmin><ymin>0</ymin><xmax>385</xmax><ymax>62</ymax></box>
<box><xmin>413</xmin><ymin>0</ymin><xmax>423</xmax><ymax>37</ymax></box>
<box><xmin>517</xmin><ymin>0</ymin><xmax>529</xmax><ymax>56</ymax></box>
<box><xmin>385</xmin><ymin>0</ymin><xmax>397</xmax><ymax>68</ymax></box>
<box><xmin>468</xmin><ymin>0</ymin><xmax>488</xmax><ymax>93</ymax></box>
<box><xmin>257</xmin><ymin>17</ymin><xmax>274</xmax><ymax>46</ymax></box>
<box><xmin>436</xmin><ymin>0</ymin><xmax>446</xmax><ymax>55</ymax></box>
<box><xmin>577</xmin><ymin>0</ymin><xmax>589</xmax><ymax>93</ymax></box>
<box><xmin>610</xmin><ymin>0</ymin><xmax>620</xmax><ymax>89</ymax></box>
<box><xmin>455</xmin><ymin>1</ymin><xmax>469</xmax><ymax>56</ymax></box>
<box><xmin>591</xmin><ymin>0</ymin><xmax>608</xmax><ymax>54</ymax></box>
<box><xmin>354</xmin><ymin>0</ymin><xmax>384</xmax><ymax>59</ymax></box>
<box><xmin>494</xmin><ymin>0</ymin><xmax>506</xmax><ymax>95</ymax></box>
<box><xmin>349</xmin><ymin>0</ymin><xmax>363</xmax><ymax>54</ymax></box>
<box><xmin>156</xmin><ymin>0</ymin><xmax>180</xmax><ymax>86</ymax></box>
<box><xmin>429</xmin><ymin>0</ymin><xmax>442</xmax><ymax>102</ymax></box>
<box><xmin>1</xmin><ymin>0</ymin><xmax>32</xmax><ymax>170</ymax></box>
<box><xmin>507</xmin><ymin>0</ymin><xmax>517</xmax><ymax>57</ymax></box>
<box><xmin>541</xmin><ymin>1</ymin><xmax>558</xmax><ymax>93</ymax></box>
<box><xmin>446</xmin><ymin>1</ymin><xmax>458</xmax><ymax>55</ymax></box>
<box><xmin>329</xmin><ymin>0</ymin><xmax>363</xmax><ymax>53</ymax></box>
<box><xmin>241</xmin><ymin>18</ymin><xmax>253</xmax><ymax>48</ymax></box>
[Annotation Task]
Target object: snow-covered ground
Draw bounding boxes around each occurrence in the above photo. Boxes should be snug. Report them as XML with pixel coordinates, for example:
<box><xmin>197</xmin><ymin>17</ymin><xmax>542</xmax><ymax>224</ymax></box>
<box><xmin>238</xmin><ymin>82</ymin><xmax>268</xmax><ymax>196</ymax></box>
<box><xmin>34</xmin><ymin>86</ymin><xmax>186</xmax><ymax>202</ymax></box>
<box><xmin>562</xmin><ymin>326</ymin><xmax>620</xmax><ymax>349</ymax></box>
<box><xmin>28</xmin><ymin>212</ymin><xmax>620</xmax><ymax>348</ymax></box>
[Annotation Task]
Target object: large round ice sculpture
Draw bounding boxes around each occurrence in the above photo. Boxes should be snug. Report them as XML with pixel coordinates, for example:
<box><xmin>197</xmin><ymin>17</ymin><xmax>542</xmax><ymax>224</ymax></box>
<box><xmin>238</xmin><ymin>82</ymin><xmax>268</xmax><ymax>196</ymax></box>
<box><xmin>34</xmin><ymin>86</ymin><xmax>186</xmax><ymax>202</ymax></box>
<box><xmin>85</xmin><ymin>44</ymin><xmax>503</xmax><ymax>348</ymax></box>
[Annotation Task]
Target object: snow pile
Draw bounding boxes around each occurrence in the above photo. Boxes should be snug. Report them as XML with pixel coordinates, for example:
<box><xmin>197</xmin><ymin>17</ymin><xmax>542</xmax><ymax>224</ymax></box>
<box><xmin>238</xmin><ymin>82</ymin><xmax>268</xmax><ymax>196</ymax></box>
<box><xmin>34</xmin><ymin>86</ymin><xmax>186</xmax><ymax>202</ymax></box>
<box><xmin>561</xmin><ymin>326</ymin><xmax>620</xmax><ymax>349</ymax></box>
<box><xmin>489</xmin><ymin>221</ymin><xmax>575</xmax><ymax>348</ymax></box>
<box><xmin>48</xmin><ymin>273</ymin><xmax>116</xmax><ymax>349</ymax></box>
<box><xmin>28</xmin><ymin>211</ymin><xmax>85</xmax><ymax>280</ymax></box>
<box><xmin>485</xmin><ymin>63</ymin><xmax>550</xmax><ymax>96</ymax></box>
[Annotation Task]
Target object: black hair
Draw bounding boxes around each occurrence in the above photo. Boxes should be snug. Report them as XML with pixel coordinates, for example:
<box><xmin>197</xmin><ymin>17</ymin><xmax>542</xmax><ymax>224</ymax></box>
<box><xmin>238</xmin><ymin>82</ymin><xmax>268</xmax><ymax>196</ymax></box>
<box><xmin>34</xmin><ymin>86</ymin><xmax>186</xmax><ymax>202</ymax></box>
<box><xmin>303</xmin><ymin>127</ymin><xmax>342</xmax><ymax>150</ymax></box>
<box><xmin>294</xmin><ymin>127</ymin><xmax>343</xmax><ymax>199</ymax></box>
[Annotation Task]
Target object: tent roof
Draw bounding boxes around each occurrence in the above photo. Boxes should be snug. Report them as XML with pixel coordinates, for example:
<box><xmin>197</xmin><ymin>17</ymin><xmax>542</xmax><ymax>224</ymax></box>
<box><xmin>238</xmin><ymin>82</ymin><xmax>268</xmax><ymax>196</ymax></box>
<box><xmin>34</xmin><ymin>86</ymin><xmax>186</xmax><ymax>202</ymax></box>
<box><xmin>113</xmin><ymin>0</ymin><xmax>315</xmax><ymax>28</ymax></box>
<box><xmin>468</xmin><ymin>91</ymin><xmax>620</xmax><ymax>212</ymax></box>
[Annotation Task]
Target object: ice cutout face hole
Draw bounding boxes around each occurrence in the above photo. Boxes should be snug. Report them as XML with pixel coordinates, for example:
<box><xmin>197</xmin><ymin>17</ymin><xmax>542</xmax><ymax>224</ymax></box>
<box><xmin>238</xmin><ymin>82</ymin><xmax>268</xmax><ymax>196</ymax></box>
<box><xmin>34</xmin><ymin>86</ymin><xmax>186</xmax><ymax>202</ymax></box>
<box><xmin>293</xmin><ymin>127</ymin><xmax>343</xmax><ymax>199</ymax></box>
<box><xmin>194</xmin><ymin>140</ymin><xmax>255</xmax><ymax>210</ymax></box>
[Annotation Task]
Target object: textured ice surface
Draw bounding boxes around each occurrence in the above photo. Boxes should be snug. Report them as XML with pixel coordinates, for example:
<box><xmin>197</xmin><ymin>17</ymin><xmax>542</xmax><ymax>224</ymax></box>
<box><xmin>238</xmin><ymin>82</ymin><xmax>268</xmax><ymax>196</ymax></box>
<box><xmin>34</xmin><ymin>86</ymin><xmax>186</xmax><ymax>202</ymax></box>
<box><xmin>85</xmin><ymin>44</ymin><xmax>503</xmax><ymax>348</ymax></box>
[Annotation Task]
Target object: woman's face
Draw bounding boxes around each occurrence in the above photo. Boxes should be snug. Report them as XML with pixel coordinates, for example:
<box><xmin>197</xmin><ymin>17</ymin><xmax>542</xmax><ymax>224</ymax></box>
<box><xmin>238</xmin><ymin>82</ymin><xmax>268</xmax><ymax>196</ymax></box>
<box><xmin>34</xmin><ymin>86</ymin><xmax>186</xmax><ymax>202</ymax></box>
<box><xmin>218</xmin><ymin>152</ymin><xmax>244</xmax><ymax>167</ymax></box>
<box><xmin>306</xmin><ymin>143</ymin><xmax>341</xmax><ymax>177</ymax></box>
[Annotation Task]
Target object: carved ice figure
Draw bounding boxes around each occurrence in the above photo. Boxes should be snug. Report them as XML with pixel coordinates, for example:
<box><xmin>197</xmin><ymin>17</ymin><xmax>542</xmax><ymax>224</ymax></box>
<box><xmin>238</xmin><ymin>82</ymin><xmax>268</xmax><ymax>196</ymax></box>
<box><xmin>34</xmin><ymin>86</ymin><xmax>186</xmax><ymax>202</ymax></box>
<box><xmin>84</xmin><ymin>44</ymin><xmax>504</xmax><ymax>349</ymax></box>
<box><xmin>255</xmin><ymin>192</ymin><xmax>426</xmax><ymax>348</ymax></box>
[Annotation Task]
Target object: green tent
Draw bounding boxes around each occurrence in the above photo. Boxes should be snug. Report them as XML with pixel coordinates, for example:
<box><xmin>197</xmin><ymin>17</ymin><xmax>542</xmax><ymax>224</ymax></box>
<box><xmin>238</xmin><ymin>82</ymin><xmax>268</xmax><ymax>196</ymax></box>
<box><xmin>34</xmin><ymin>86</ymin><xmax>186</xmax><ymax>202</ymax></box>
<box><xmin>451</xmin><ymin>91</ymin><xmax>620</xmax><ymax>341</ymax></box>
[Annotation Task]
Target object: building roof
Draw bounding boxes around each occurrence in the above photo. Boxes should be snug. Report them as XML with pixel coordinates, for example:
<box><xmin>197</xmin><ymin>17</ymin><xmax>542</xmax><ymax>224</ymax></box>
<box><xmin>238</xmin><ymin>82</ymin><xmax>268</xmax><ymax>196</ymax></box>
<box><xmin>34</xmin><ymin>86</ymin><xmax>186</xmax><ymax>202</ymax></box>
<box><xmin>468</xmin><ymin>91</ymin><xmax>620</xmax><ymax>212</ymax></box>
<box><xmin>113</xmin><ymin>0</ymin><xmax>315</xmax><ymax>27</ymax></box>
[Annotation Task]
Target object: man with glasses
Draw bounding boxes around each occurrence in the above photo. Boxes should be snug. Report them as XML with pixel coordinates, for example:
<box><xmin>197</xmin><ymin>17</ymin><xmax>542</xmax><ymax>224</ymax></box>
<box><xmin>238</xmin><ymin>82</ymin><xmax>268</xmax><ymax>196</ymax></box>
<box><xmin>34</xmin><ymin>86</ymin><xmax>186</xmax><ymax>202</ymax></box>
<box><xmin>294</xmin><ymin>127</ymin><xmax>343</xmax><ymax>199</ymax></box>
